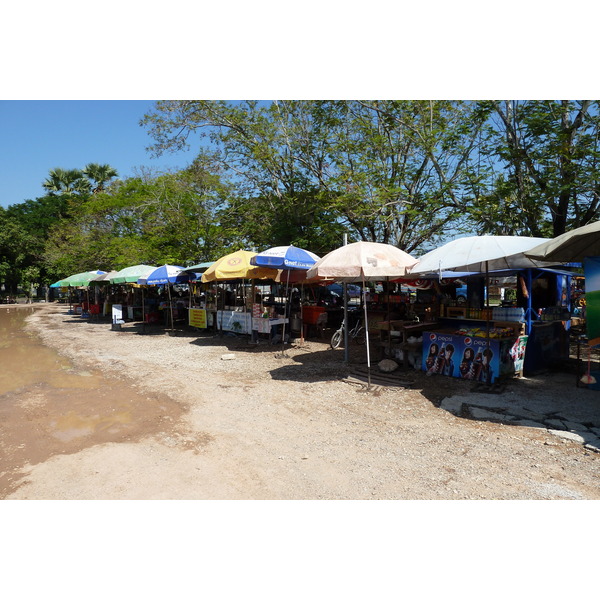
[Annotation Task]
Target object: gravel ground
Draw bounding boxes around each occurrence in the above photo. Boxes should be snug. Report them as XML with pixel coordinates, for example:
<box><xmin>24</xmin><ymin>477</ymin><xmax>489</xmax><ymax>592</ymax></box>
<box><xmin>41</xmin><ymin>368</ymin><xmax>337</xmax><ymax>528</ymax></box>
<box><xmin>5</xmin><ymin>303</ymin><xmax>600</xmax><ymax>500</ymax></box>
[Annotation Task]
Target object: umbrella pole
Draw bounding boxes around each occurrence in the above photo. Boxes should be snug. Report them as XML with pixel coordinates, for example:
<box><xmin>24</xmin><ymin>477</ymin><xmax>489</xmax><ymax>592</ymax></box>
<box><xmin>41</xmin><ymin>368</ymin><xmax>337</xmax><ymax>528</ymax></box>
<box><xmin>300</xmin><ymin>283</ymin><xmax>305</xmax><ymax>345</ymax></box>
<box><xmin>362</xmin><ymin>274</ymin><xmax>371</xmax><ymax>389</ymax></box>
<box><xmin>219</xmin><ymin>284</ymin><xmax>224</xmax><ymax>337</ymax></box>
<box><xmin>485</xmin><ymin>260</ymin><xmax>492</xmax><ymax>387</ymax></box>
<box><xmin>250</xmin><ymin>280</ymin><xmax>256</xmax><ymax>344</ymax></box>
<box><xmin>386</xmin><ymin>277</ymin><xmax>392</xmax><ymax>358</ymax></box>
<box><xmin>279</xmin><ymin>269</ymin><xmax>291</xmax><ymax>356</ymax></box>
<box><xmin>168</xmin><ymin>284</ymin><xmax>175</xmax><ymax>331</ymax></box>
<box><xmin>343</xmin><ymin>234</ymin><xmax>349</xmax><ymax>363</ymax></box>
<box><xmin>343</xmin><ymin>282</ymin><xmax>349</xmax><ymax>364</ymax></box>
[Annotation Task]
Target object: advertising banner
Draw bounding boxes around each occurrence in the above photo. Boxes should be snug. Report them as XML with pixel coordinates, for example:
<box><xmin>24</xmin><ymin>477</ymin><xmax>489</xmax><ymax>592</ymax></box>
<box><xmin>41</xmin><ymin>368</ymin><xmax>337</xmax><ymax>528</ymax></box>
<box><xmin>584</xmin><ymin>257</ymin><xmax>600</xmax><ymax>345</ymax></box>
<box><xmin>422</xmin><ymin>331</ymin><xmax>501</xmax><ymax>384</ymax></box>
<box><xmin>216</xmin><ymin>310</ymin><xmax>252</xmax><ymax>334</ymax></box>
<box><xmin>111</xmin><ymin>303</ymin><xmax>123</xmax><ymax>324</ymax></box>
<box><xmin>189</xmin><ymin>308</ymin><xmax>207</xmax><ymax>329</ymax></box>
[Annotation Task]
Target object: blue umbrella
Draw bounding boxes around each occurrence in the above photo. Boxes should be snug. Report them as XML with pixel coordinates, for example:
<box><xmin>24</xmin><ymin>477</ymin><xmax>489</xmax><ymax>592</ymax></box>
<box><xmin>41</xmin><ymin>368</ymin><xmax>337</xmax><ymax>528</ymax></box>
<box><xmin>138</xmin><ymin>264</ymin><xmax>193</xmax><ymax>285</ymax></box>
<box><xmin>137</xmin><ymin>265</ymin><xmax>193</xmax><ymax>330</ymax></box>
<box><xmin>251</xmin><ymin>246</ymin><xmax>320</xmax><ymax>352</ymax></box>
<box><xmin>250</xmin><ymin>245</ymin><xmax>320</xmax><ymax>270</ymax></box>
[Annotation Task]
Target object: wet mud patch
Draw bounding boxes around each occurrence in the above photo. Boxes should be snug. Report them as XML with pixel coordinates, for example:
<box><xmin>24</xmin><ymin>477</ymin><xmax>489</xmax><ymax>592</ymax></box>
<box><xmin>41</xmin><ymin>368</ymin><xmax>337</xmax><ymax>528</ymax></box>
<box><xmin>0</xmin><ymin>306</ymin><xmax>192</xmax><ymax>497</ymax></box>
<box><xmin>0</xmin><ymin>377</ymin><xmax>188</xmax><ymax>497</ymax></box>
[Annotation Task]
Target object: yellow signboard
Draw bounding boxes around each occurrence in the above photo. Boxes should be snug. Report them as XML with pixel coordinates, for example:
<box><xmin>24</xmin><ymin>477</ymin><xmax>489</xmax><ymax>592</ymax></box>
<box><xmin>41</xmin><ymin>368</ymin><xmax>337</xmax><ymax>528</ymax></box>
<box><xmin>189</xmin><ymin>308</ymin><xmax>207</xmax><ymax>329</ymax></box>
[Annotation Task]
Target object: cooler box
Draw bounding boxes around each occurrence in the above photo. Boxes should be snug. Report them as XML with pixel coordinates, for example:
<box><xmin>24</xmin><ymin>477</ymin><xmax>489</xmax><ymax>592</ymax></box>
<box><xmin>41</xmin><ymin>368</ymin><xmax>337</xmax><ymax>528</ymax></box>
<box><xmin>302</xmin><ymin>305</ymin><xmax>326</xmax><ymax>325</ymax></box>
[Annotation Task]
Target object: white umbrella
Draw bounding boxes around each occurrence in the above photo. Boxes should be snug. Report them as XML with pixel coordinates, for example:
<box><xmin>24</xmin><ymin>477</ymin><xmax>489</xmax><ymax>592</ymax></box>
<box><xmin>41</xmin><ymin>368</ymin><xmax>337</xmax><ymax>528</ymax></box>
<box><xmin>409</xmin><ymin>235</ymin><xmax>554</xmax><ymax>275</ymax></box>
<box><xmin>524</xmin><ymin>220</ymin><xmax>600</xmax><ymax>263</ymax></box>
<box><xmin>410</xmin><ymin>236</ymin><xmax>557</xmax><ymax>384</ymax></box>
<box><xmin>91</xmin><ymin>271</ymin><xmax>119</xmax><ymax>282</ymax></box>
<box><xmin>307</xmin><ymin>241</ymin><xmax>418</xmax><ymax>388</ymax></box>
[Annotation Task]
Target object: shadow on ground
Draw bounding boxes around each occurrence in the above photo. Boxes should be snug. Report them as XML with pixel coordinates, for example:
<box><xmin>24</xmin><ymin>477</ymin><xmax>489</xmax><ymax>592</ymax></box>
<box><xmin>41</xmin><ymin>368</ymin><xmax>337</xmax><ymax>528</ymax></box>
<box><xmin>52</xmin><ymin>312</ymin><xmax>600</xmax><ymax>450</ymax></box>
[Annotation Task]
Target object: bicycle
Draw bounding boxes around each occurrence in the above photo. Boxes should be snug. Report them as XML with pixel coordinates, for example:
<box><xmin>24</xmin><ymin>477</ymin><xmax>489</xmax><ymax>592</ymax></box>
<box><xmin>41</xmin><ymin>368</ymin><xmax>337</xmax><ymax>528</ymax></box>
<box><xmin>330</xmin><ymin>314</ymin><xmax>366</xmax><ymax>348</ymax></box>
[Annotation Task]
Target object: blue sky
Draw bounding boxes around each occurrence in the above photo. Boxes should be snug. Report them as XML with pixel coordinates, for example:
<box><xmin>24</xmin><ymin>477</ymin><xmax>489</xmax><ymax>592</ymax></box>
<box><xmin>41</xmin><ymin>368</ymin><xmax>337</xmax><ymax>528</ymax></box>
<box><xmin>0</xmin><ymin>101</ymin><xmax>199</xmax><ymax>208</ymax></box>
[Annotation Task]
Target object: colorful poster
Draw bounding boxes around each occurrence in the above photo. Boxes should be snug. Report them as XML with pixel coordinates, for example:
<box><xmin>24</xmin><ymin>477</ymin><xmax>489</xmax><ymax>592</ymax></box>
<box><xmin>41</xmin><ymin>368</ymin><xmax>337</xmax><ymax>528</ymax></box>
<box><xmin>584</xmin><ymin>257</ymin><xmax>600</xmax><ymax>345</ymax></box>
<box><xmin>422</xmin><ymin>331</ymin><xmax>501</xmax><ymax>384</ymax></box>
<box><xmin>189</xmin><ymin>308</ymin><xmax>207</xmax><ymax>329</ymax></box>
<box><xmin>509</xmin><ymin>335</ymin><xmax>528</xmax><ymax>374</ymax></box>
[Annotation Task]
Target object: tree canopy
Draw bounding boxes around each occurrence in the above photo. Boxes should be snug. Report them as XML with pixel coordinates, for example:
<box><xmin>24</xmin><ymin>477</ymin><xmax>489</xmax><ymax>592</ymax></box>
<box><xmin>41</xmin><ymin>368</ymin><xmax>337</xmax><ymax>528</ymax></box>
<box><xmin>2</xmin><ymin>100</ymin><xmax>600</xmax><ymax>295</ymax></box>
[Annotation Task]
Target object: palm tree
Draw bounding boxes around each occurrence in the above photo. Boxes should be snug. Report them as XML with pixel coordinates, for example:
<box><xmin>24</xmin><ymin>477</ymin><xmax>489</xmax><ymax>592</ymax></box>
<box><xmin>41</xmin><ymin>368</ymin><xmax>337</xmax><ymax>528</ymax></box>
<box><xmin>42</xmin><ymin>168</ymin><xmax>67</xmax><ymax>194</ymax></box>
<box><xmin>42</xmin><ymin>168</ymin><xmax>87</xmax><ymax>194</ymax></box>
<box><xmin>82</xmin><ymin>163</ymin><xmax>119</xmax><ymax>193</ymax></box>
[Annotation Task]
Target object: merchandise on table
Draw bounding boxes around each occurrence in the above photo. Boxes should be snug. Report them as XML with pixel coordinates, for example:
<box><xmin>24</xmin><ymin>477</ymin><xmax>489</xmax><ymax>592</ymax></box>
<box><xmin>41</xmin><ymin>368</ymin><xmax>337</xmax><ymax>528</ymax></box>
<box><xmin>454</xmin><ymin>326</ymin><xmax>515</xmax><ymax>339</ymax></box>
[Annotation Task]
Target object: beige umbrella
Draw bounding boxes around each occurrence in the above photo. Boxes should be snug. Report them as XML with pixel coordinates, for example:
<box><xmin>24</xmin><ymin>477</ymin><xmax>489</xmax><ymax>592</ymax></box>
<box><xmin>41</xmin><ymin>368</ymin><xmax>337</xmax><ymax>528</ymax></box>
<box><xmin>307</xmin><ymin>241</ymin><xmax>418</xmax><ymax>282</ymax></box>
<box><xmin>306</xmin><ymin>241</ymin><xmax>418</xmax><ymax>388</ymax></box>
<box><xmin>525</xmin><ymin>221</ymin><xmax>600</xmax><ymax>263</ymax></box>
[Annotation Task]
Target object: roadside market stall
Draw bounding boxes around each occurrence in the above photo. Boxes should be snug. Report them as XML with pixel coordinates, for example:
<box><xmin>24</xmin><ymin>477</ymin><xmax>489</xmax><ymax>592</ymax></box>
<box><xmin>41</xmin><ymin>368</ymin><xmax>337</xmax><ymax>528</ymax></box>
<box><xmin>50</xmin><ymin>270</ymin><xmax>107</xmax><ymax>314</ymax></box>
<box><xmin>250</xmin><ymin>245</ymin><xmax>320</xmax><ymax>350</ymax></box>
<box><xmin>306</xmin><ymin>241</ymin><xmax>418</xmax><ymax>386</ymax></box>
<box><xmin>181</xmin><ymin>262</ymin><xmax>215</xmax><ymax>311</ymax></box>
<box><xmin>88</xmin><ymin>271</ymin><xmax>119</xmax><ymax>318</ymax></box>
<box><xmin>108</xmin><ymin>265</ymin><xmax>157</xmax><ymax>325</ymax></box>
<box><xmin>138</xmin><ymin>264</ymin><xmax>194</xmax><ymax>331</ymax></box>
<box><xmin>525</xmin><ymin>222</ymin><xmax>600</xmax><ymax>385</ymax></box>
<box><xmin>200</xmin><ymin>250</ymin><xmax>280</xmax><ymax>338</ymax></box>
<box><xmin>407</xmin><ymin>235</ymin><xmax>574</xmax><ymax>384</ymax></box>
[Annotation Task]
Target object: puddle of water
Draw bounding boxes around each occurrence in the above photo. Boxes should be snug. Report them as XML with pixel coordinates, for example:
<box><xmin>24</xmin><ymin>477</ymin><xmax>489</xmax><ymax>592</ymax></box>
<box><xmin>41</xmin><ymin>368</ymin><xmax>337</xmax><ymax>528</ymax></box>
<box><xmin>0</xmin><ymin>306</ymin><xmax>186</xmax><ymax>497</ymax></box>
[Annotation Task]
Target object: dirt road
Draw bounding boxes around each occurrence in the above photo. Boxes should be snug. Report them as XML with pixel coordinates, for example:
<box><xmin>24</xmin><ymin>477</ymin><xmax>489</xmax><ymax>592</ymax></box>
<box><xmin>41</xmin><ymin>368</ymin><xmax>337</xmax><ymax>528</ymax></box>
<box><xmin>2</xmin><ymin>303</ymin><xmax>599</xmax><ymax>499</ymax></box>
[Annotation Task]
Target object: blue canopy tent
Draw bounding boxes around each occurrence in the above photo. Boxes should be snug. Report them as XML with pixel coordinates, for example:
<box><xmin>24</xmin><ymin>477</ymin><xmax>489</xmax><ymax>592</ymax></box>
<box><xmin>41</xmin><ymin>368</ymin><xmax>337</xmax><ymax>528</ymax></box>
<box><xmin>251</xmin><ymin>246</ymin><xmax>320</xmax><ymax>352</ymax></box>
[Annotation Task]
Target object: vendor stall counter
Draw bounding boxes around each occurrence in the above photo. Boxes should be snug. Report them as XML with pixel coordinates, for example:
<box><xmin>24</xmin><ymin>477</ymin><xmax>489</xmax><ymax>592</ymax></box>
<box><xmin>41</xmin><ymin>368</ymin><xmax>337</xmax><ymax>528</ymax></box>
<box><xmin>212</xmin><ymin>308</ymin><xmax>289</xmax><ymax>340</ymax></box>
<box><xmin>422</xmin><ymin>317</ymin><xmax>527</xmax><ymax>384</ymax></box>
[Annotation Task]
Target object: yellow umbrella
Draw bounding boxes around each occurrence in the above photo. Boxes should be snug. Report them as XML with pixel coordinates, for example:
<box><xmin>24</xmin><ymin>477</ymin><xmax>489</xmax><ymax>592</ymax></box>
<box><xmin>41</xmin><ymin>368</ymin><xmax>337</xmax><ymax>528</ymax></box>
<box><xmin>201</xmin><ymin>250</ymin><xmax>278</xmax><ymax>282</ymax></box>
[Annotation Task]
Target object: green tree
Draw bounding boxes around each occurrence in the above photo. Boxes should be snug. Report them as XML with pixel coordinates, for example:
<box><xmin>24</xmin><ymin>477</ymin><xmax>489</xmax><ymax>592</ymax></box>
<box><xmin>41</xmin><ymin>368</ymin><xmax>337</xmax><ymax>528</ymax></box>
<box><xmin>142</xmin><ymin>101</ymin><xmax>349</xmax><ymax>252</ymax></box>
<box><xmin>320</xmin><ymin>100</ymin><xmax>488</xmax><ymax>252</ymax></box>
<box><xmin>141</xmin><ymin>100</ymin><xmax>487</xmax><ymax>254</ymax></box>
<box><xmin>0</xmin><ymin>207</ymin><xmax>39</xmax><ymax>296</ymax></box>
<box><xmin>6</xmin><ymin>194</ymin><xmax>71</xmax><ymax>239</ymax></box>
<box><xmin>42</xmin><ymin>167</ymin><xmax>231</xmax><ymax>274</ymax></box>
<box><xmin>471</xmin><ymin>100</ymin><xmax>600</xmax><ymax>237</ymax></box>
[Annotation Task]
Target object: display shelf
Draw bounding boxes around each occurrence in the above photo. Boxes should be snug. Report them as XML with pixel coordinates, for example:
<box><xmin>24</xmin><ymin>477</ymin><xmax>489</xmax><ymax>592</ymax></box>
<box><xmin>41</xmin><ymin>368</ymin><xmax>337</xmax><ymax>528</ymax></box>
<box><xmin>441</xmin><ymin>317</ymin><xmax>489</xmax><ymax>322</ymax></box>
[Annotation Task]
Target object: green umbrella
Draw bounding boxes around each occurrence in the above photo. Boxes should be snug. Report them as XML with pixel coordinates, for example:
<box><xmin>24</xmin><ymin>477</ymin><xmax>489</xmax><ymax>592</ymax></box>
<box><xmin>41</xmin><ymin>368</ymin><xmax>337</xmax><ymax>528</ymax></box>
<box><xmin>51</xmin><ymin>270</ymin><xmax>107</xmax><ymax>287</ymax></box>
<box><xmin>110</xmin><ymin>265</ymin><xmax>156</xmax><ymax>284</ymax></box>
<box><xmin>182</xmin><ymin>262</ymin><xmax>215</xmax><ymax>273</ymax></box>
<box><xmin>50</xmin><ymin>270</ymin><xmax>107</xmax><ymax>313</ymax></box>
